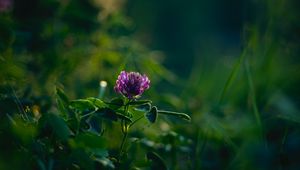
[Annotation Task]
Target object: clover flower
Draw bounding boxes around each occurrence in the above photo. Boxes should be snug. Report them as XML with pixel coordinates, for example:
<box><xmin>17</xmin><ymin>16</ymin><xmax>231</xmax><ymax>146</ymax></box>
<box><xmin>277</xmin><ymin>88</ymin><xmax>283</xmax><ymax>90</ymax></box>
<box><xmin>114</xmin><ymin>71</ymin><xmax>150</xmax><ymax>99</ymax></box>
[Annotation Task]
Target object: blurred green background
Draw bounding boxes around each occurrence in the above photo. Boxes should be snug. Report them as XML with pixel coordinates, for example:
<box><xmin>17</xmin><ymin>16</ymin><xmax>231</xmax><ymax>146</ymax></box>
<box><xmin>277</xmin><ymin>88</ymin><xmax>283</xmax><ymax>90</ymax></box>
<box><xmin>0</xmin><ymin>0</ymin><xmax>300</xmax><ymax>169</ymax></box>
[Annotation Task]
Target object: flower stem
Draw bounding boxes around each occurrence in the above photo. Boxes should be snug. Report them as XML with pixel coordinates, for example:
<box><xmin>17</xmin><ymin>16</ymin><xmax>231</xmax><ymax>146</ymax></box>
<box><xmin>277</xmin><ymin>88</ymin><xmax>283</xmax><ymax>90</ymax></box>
<box><xmin>118</xmin><ymin>128</ymin><xmax>128</xmax><ymax>160</ymax></box>
<box><xmin>118</xmin><ymin>100</ymin><xmax>130</xmax><ymax>161</ymax></box>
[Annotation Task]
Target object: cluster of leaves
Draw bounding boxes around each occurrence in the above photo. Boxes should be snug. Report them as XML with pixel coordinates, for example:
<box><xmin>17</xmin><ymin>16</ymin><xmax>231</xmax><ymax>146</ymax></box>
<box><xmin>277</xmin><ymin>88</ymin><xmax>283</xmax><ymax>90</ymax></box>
<box><xmin>0</xmin><ymin>1</ymin><xmax>187</xmax><ymax>169</ymax></box>
<box><xmin>57</xmin><ymin>86</ymin><xmax>191</xmax><ymax>169</ymax></box>
<box><xmin>1</xmin><ymin>0</ymin><xmax>299</xmax><ymax>169</ymax></box>
<box><xmin>0</xmin><ymin>86</ymin><xmax>190</xmax><ymax>169</ymax></box>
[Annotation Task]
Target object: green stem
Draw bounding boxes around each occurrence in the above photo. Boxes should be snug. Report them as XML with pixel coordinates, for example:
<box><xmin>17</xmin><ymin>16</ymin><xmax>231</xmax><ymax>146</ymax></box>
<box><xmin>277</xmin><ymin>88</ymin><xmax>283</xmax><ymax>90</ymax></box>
<box><xmin>119</xmin><ymin>129</ymin><xmax>128</xmax><ymax>160</ymax></box>
<box><xmin>118</xmin><ymin>99</ymin><xmax>131</xmax><ymax>161</ymax></box>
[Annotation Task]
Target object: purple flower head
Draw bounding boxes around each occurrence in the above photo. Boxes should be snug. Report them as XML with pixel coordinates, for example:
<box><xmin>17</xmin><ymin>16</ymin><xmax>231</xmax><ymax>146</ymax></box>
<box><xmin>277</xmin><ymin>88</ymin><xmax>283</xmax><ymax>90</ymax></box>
<box><xmin>114</xmin><ymin>71</ymin><xmax>150</xmax><ymax>99</ymax></box>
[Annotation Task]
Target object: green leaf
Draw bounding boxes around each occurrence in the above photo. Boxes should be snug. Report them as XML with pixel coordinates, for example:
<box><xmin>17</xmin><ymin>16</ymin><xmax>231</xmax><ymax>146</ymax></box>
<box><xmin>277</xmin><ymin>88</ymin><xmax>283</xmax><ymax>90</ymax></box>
<box><xmin>128</xmin><ymin>100</ymin><xmax>152</xmax><ymax>106</ymax></box>
<box><xmin>57</xmin><ymin>98</ymin><xmax>69</xmax><ymax>119</ymax></box>
<box><xmin>105</xmin><ymin>97</ymin><xmax>124</xmax><ymax>110</ymax></box>
<box><xmin>95</xmin><ymin>108</ymin><xmax>118</xmax><ymax>121</ymax></box>
<box><xmin>56</xmin><ymin>87</ymin><xmax>70</xmax><ymax>118</ymax></box>
<box><xmin>146</xmin><ymin>151</ymin><xmax>167</xmax><ymax>170</ymax></box>
<box><xmin>157</xmin><ymin>110</ymin><xmax>191</xmax><ymax>122</ymax></box>
<box><xmin>86</xmin><ymin>97</ymin><xmax>106</xmax><ymax>108</ymax></box>
<box><xmin>115</xmin><ymin>112</ymin><xmax>132</xmax><ymax>123</ymax></box>
<box><xmin>84</xmin><ymin>116</ymin><xmax>103</xmax><ymax>135</ymax></box>
<box><xmin>56</xmin><ymin>87</ymin><xmax>69</xmax><ymax>104</ymax></box>
<box><xmin>50</xmin><ymin>114</ymin><xmax>71</xmax><ymax>141</ymax></box>
<box><xmin>134</xmin><ymin>103</ymin><xmax>152</xmax><ymax>112</ymax></box>
<box><xmin>70</xmin><ymin>99</ymin><xmax>96</xmax><ymax>112</ymax></box>
<box><xmin>146</xmin><ymin>106</ymin><xmax>158</xmax><ymax>123</ymax></box>
<box><xmin>70</xmin><ymin>132</ymin><xmax>106</xmax><ymax>149</ymax></box>
<box><xmin>95</xmin><ymin>108</ymin><xmax>132</xmax><ymax>123</ymax></box>
<box><xmin>40</xmin><ymin>113</ymin><xmax>71</xmax><ymax>141</ymax></box>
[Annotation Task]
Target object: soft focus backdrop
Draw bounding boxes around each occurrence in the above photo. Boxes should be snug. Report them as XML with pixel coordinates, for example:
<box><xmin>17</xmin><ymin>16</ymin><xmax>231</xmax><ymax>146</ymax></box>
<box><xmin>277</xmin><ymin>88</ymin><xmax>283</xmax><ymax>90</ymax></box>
<box><xmin>0</xmin><ymin>0</ymin><xmax>300</xmax><ymax>169</ymax></box>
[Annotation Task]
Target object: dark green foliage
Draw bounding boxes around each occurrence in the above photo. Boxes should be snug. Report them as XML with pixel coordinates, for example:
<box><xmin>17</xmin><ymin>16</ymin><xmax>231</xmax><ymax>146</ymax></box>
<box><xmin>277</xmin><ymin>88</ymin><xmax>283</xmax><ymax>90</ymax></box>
<box><xmin>147</xmin><ymin>151</ymin><xmax>167</xmax><ymax>170</ymax></box>
<box><xmin>157</xmin><ymin>110</ymin><xmax>191</xmax><ymax>122</ymax></box>
<box><xmin>39</xmin><ymin>113</ymin><xmax>71</xmax><ymax>141</ymax></box>
<box><xmin>146</xmin><ymin>106</ymin><xmax>158</xmax><ymax>123</ymax></box>
<box><xmin>0</xmin><ymin>0</ymin><xmax>299</xmax><ymax>169</ymax></box>
<box><xmin>106</xmin><ymin>97</ymin><xmax>125</xmax><ymax>110</ymax></box>
<box><xmin>70</xmin><ymin>99</ymin><xmax>97</xmax><ymax>112</ymax></box>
